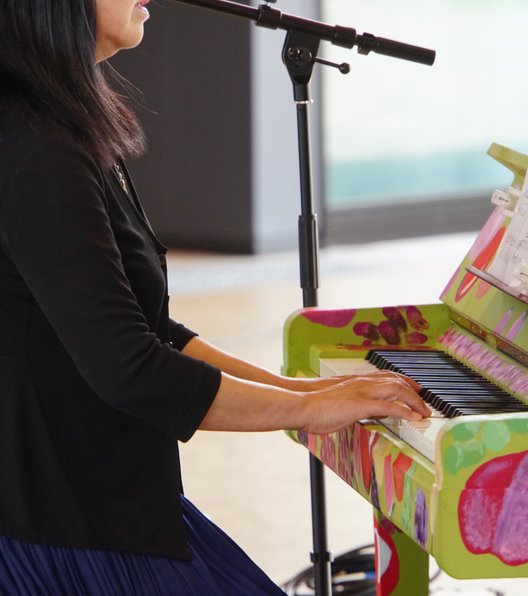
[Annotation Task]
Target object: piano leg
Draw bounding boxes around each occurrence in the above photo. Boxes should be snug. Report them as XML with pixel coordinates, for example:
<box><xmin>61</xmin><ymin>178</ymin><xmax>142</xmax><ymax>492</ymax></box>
<box><xmin>374</xmin><ymin>510</ymin><xmax>428</xmax><ymax>596</ymax></box>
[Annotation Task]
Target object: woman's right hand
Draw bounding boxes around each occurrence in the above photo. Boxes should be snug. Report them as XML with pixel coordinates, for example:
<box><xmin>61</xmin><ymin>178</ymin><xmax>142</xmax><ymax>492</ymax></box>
<box><xmin>299</xmin><ymin>371</ymin><xmax>430</xmax><ymax>435</ymax></box>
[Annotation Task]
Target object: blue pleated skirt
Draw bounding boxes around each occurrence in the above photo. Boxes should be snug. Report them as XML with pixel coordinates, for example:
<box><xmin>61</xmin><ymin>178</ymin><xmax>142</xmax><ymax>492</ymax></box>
<box><xmin>0</xmin><ymin>496</ymin><xmax>285</xmax><ymax>595</ymax></box>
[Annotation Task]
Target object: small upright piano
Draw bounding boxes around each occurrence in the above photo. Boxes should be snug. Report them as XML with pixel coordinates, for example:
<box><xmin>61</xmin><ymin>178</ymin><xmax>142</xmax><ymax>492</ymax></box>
<box><xmin>283</xmin><ymin>143</ymin><xmax>528</xmax><ymax>595</ymax></box>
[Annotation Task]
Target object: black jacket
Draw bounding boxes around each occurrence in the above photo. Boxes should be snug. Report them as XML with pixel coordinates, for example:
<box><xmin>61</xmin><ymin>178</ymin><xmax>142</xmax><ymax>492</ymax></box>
<box><xmin>0</xmin><ymin>112</ymin><xmax>221</xmax><ymax>558</ymax></box>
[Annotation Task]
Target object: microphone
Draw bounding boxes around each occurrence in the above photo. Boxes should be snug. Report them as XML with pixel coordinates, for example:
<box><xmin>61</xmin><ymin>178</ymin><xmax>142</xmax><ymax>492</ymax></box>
<box><xmin>172</xmin><ymin>0</ymin><xmax>436</xmax><ymax>67</ymax></box>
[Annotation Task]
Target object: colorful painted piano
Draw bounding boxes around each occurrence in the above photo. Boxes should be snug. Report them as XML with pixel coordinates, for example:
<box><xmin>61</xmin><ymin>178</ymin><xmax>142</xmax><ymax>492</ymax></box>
<box><xmin>283</xmin><ymin>143</ymin><xmax>528</xmax><ymax>595</ymax></box>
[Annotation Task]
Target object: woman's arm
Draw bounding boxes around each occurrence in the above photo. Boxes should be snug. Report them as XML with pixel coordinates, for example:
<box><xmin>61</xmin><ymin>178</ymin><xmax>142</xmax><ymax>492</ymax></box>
<box><xmin>181</xmin><ymin>336</ymin><xmax>294</xmax><ymax>387</ymax></box>
<box><xmin>182</xmin><ymin>335</ymin><xmax>421</xmax><ymax>393</ymax></box>
<box><xmin>199</xmin><ymin>370</ymin><xmax>430</xmax><ymax>435</ymax></box>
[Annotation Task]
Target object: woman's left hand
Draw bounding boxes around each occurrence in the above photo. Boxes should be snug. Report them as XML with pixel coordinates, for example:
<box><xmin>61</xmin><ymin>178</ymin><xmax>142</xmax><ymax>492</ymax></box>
<box><xmin>280</xmin><ymin>372</ymin><xmax>422</xmax><ymax>394</ymax></box>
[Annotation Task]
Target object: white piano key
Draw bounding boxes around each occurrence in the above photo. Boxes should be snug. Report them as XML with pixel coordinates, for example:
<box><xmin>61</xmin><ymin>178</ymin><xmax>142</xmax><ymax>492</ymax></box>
<box><xmin>319</xmin><ymin>358</ymin><xmax>378</xmax><ymax>377</ymax></box>
<box><xmin>379</xmin><ymin>416</ymin><xmax>447</xmax><ymax>462</ymax></box>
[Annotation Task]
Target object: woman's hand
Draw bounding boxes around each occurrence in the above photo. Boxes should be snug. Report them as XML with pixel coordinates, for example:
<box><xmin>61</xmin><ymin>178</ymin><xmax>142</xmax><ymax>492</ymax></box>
<box><xmin>279</xmin><ymin>371</ymin><xmax>421</xmax><ymax>393</ymax></box>
<box><xmin>298</xmin><ymin>372</ymin><xmax>430</xmax><ymax>435</ymax></box>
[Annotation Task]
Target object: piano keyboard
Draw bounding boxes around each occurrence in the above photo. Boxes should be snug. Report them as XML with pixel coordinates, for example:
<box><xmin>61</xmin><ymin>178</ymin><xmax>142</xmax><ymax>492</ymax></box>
<box><xmin>319</xmin><ymin>351</ymin><xmax>528</xmax><ymax>462</ymax></box>
<box><xmin>367</xmin><ymin>350</ymin><xmax>528</xmax><ymax>417</ymax></box>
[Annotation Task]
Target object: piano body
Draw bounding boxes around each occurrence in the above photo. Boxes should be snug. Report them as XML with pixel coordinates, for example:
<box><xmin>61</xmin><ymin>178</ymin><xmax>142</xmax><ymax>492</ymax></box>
<box><xmin>283</xmin><ymin>143</ymin><xmax>528</xmax><ymax>595</ymax></box>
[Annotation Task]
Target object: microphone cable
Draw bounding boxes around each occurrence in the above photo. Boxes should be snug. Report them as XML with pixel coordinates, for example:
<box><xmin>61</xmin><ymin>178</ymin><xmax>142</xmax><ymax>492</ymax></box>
<box><xmin>281</xmin><ymin>544</ymin><xmax>444</xmax><ymax>596</ymax></box>
<box><xmin>282</xmin><ymin>545</ymin><xmax>376</xmax><ymax>596</ymax></box>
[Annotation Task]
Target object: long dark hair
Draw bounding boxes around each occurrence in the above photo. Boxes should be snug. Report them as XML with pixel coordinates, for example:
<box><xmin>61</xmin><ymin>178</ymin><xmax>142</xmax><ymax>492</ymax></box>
<box><xmin>0</xmin><ymin>0</ymin><xmax>145</xmax><ymax>168</ymax></box>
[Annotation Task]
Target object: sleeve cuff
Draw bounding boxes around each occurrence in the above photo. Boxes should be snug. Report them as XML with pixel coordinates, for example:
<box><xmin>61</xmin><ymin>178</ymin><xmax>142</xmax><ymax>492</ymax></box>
<box><xmin>174</xmin><ymin>363</ymin><xmax>222</xmax><ymax>442</ymax></box>
<box><xmin>169</xmin><ymin>319</ymin><xmax>198</xmax><ymax>351</ymax></box>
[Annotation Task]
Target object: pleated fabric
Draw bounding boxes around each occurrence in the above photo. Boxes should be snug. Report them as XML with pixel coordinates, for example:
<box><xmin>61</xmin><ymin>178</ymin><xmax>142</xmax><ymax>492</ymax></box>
<box><xmin>0</xmin><ymin>496</ymin><xmax>286</xmax><ymax>595</ymax></box>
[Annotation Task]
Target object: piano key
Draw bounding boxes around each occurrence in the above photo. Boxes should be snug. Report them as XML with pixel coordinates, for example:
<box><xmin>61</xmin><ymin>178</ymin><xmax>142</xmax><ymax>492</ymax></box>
<box><xmin>319</xmin><ymin>358</ymin><xmax>378</xmax><ymax>377</ymax></box>
<box><xmin>378</xmin><ymin>417</ymin><xmax>448</xmax><ymax>462</ymax></box>
<box><xmin>391</xmin><ymin>370</ymin><xmax>483</xmax><ymax>379</ymax></box>
<box><xmin>422</xmin><ymin>388</ymin><xmax>515</xmax><ymax>397</ymax></box>
<box><xmin>413</xmin><ymin>379</ymin><xmax>503</xmax><ymax>388</ymax></box>
<box><xmin>429</xmin><ymin>396</ymin><xmax>517</xmax><ymax>407</ymax></box>
<box><xmin>448</xmin><ymin>405</ymin><xmax>528</xmax><ymax>417</ymax></box>
<box><xmin>421</xmin><ymin>388</ymin><xmax>512</xmax><ymax>399</ymax></box>
<box><xmin>428</xmin><ymin>395</ymin><xmax>511</xmax><ymax>406</ymax></box>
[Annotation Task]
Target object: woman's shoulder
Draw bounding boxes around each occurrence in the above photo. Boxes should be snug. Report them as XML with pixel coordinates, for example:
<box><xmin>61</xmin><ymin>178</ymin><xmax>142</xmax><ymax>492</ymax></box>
<box><xmin>0</xmin><ymin>107</ymin><xmax>100</xmax><ymax>176</ymax></box>
<box><xmin>0</xmin><ymin>108</ymin><xmax>108</xmax><ymax>219</ymax></box>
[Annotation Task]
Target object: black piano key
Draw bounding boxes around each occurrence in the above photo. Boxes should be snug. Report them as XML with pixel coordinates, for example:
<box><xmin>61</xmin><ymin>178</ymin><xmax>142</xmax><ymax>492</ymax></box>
<box><xmin>431</xmin><ymin>393</ymin><xmax>528</xmax><ymax>411</ymax></box>
<box><xmin>379</xmin><ymin>356</ymin><xmax>472</xmax><ymax>364</ymax></box>
<box><xmin>387</xmin><ymin>371</ymin><xmax>486</xmax><ymax>382</ymax></box>
<box><xmin>420</xmin><ymin>386</ymin><xmax>511</xmax><ymax>396</ymax></box>
<box><xmin>391</xmin><ymin>369</ymin><xmax>481</xmax><ymax>378</ymax></box>
<box><xmin>368</xmin><ymin>350</ymin><xmax>446</xmax><ymax>358</ymax></box>
<box><xmin>369</xmin><ymin>356</ymin><xmax>451</xmax><ymax>368</ymax></box>
<box><xmin>427</xmin><ymin>394</ymin><xmax>528</xmax><ymax>413</ymax></box>
<box><xmin>411</xmin><ymin>378</ymin><xmax>501</xmax><ymax>388</ymax></box>
<box><xmin>419</xmin><ymin>385</ymin><xmax>509</xmax><ymax>396</ymax></box>
<box><xmin>366</xmin><ymin>352</ymin><xmax>449</xmax><ymax>367</ymax></box>
<box><xmin>377</xmin><ymin>363</ymin><xmax>480</xmax><ymax>378</ymax></box>
<box><xmin>446</xmin><ymin>403</ymin><xmax>514</xmax><ymax>416</ymax></box>
<box><xmin>368</xmin><ymin>351</ymin><xmax>455</xmax><ymax>364</ymax></box>
<box><xmin>421</xmin><ymin>386</ymin><xmax>512</xmax><ymax>395</ymax></box>
<box><xmin>424</xmin><ymin>389</ymin><xmax>515</xmax><ymax>405</ymax></box>
<box><xmin>433</xmin><ymin>398</ymin><xmax>498</xmax><ymax>412</ymax></box>
<box><xmin>428</xmin><ymin>394</ymin><xmax>509</xmax><ymax>404</ymax></box>
<box><xmin>424</xmin><ymin>395</ymin><xmax>505</xmax><ymax>402</ymax></box>
<box><xmin>419</xmin><ymin>383</ymin><xmax>511</xmax><ymax>393</ymax></box>
<box><xmin>448</xmin><ymin>404</ymin><xmax>528</xmax><ymax>418</ymax></box>
<box><xmin>425</xmin><ymin>397</ymin><xmax>509</xmax><ymax>409</ymax></box>
<box><xmin>388</xmin><ymin>361</ymin><xmax>458</xmax><ymax>366</ymax></box>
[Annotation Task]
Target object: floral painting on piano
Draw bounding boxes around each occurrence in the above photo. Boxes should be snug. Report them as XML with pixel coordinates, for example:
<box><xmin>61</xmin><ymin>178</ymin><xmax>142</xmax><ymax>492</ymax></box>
<box><xmin>300</xmin><ymin>305</ymin><xmax>432</xmax><ymax>348</ymax></box>
<box><xmin>292</xmin><ymin>405</ymin><xmax>528</xmax><ymax>593</ymax></box>
<box><xmin>284</xmin><ymin>279</ymin><xmax>528</xmax><ymax>594</ymax></box>
<box><xmin>447</xmin><ymin>417</ymin><xmax>528</xmax><ymax>568</ymax></box>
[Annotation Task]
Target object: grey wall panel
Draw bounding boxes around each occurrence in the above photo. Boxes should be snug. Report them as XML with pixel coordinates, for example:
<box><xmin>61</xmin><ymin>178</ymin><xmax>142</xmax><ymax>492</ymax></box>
<box><xmin>112</xmin><ymin>0</ymin><xmax>322</xmax><ymax>253</ymax></box>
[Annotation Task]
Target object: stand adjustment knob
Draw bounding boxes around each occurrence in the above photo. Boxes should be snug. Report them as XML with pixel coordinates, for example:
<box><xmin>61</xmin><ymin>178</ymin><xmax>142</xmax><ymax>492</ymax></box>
<box><xmin>286</xmin><ymin>47</ymin><xmax>350</xmax><ymax>74</ymax></box>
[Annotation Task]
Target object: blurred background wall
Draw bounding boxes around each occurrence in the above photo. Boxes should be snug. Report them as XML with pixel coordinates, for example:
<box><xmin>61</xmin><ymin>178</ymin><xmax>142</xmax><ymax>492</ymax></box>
<box><xmin>112</xmin><ymin>0</ymin><xmax>323</xmax><ymax>253</ymax></box>
<box><xmin>113</xmin><ymin>0</ymin><xmax>528</xmax><ymax>253</ymax></box>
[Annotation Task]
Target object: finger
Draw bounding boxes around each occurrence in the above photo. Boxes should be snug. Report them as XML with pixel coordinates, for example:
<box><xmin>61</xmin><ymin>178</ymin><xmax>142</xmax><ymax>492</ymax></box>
<box><xmin>326</xmin><ymin>375</ymin><xmax>431</xmax><ymax>417</ymax></box>
<box><xmin>328</xmin><ymin>371</ymin><xmax>421</xmax><ymax>394</ymax></box>
<box><xmin>369</xmin><ymin>399</ymin><xmax>424</xmax><ymax>421</ymax></box>
<box><xmin>396</xmin><ymin>373</ymin><xmax>422</xmax><ymax>392</ymax></box>
<box><xmin>389</xmin><ymin>384</ymin><xmax>431</xmax><ymax>417</ymax></box>
<box><xmin>369</xmin><ymin>379</ymin><xmax>431</xmax><ymax>417</ymax></box>
<box><xmin>365</xmin><ymin>371</ymin><xmax>422</xmax><ymax>392</ymax></box>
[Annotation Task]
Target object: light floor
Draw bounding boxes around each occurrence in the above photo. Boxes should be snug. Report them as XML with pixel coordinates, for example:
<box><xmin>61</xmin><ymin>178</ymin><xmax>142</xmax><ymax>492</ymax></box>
<box><xmin>169</xmin><ymin>233</ymin><xmax>527</xmax><ymax>595</ymax></box>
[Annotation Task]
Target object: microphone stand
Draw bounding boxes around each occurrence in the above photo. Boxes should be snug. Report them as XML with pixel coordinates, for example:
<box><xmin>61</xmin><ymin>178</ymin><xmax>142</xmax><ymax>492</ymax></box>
<box><xmin>172</xmin><ymin>1</ymin><xmax>435</xmax><ymax>594</ymax></box>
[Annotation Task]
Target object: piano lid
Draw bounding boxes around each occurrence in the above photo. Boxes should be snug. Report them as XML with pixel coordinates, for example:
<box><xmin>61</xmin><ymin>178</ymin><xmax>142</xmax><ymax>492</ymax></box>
<box><xmin>441</xmin><ymin>143</ymin><xmax>528</xmax><ymax>366</ymax></box>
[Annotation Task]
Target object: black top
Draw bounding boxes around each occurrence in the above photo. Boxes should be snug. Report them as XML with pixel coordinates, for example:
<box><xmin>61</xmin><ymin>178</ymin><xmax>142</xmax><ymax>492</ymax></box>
<box><xmin>0</xmin><ymin>111</ymin><xmax>221</xmax><ymax>559</ymax></box>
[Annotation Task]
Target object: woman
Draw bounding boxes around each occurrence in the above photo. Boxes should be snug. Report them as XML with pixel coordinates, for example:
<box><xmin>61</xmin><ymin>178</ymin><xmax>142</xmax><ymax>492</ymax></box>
<box><xmin>0</xmin><ymin>1</ymin><xmax>429</xmax><ymax>594</ymax></box>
